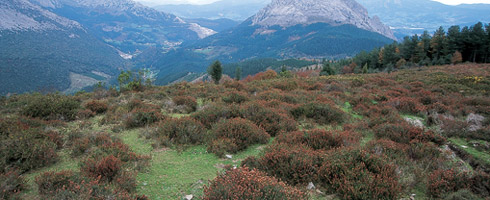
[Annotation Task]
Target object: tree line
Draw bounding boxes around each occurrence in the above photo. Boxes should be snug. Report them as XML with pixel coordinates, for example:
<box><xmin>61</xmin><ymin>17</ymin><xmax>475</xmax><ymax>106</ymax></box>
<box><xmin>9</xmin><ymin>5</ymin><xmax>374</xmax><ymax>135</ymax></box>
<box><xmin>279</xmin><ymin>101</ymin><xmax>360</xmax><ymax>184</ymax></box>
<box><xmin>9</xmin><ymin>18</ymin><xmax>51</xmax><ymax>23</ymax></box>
<box><xmin>322</xmin><ymin>22</ymin><xmax>490</xmax><ymax>75</ymax></box>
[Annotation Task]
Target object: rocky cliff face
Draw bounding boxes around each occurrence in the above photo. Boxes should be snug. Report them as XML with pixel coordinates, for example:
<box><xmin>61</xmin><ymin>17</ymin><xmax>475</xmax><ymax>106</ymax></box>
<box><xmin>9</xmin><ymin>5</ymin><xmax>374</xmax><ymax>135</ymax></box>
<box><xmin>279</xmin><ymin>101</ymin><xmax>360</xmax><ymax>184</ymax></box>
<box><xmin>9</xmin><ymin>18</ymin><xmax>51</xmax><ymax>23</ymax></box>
<box><xmin>251</xmin><ymin>0</ymin><xmax>395</xmax><ymax>40</ymax></box>
<box><xmin>0</xmin><ymin>0</ymin><xmax>81</xmax><ymax>31</ymax></box>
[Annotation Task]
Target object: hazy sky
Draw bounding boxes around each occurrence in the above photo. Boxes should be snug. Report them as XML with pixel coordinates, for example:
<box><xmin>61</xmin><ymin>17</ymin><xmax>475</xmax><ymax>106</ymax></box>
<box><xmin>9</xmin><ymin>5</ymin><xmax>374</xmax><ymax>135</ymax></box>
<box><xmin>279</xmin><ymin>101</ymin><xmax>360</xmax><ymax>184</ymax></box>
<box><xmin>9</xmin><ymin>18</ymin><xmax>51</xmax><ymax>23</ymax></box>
<box><xmin>136</xmin><ymin>0</ymin><xmax>490</xmax><ymax>5</ymax></box>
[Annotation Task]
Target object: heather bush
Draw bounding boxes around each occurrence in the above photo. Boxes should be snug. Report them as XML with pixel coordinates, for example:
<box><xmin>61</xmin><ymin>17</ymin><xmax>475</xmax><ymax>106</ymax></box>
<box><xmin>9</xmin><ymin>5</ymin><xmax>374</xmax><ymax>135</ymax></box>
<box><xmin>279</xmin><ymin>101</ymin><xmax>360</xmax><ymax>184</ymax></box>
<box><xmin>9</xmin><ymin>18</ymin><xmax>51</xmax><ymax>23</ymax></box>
<box><xmin>427</xmin><ymin>169</ymin><xmax>470</xmax><ymax>198</ymax></box>
<box><xmin>153</xmin><ymin>117</ymin><xmax>206</xmax><ymax>146</ymax></box>
<box><xmin>444</xmin><ymin>189</ymin><xmax>482</xmax><ymax>200</ymax></box>
<box><xmin>77</xmin><ymin>109</ymin><xmax>95</xmax><ymax>119</ymax></box>
<box><xmin>240</xmin><ymin>102</ymin><xmax>297</xmax><ymax>136</ymax></box>
<box><xmin>385</xmin><ymin>97</ymin><xmax>425</xmax><ymax>114</ymax></box>
<box><xmin>318</xmin><ymin>149</ymin><xmax>401</xmax><ymax>200</ymax></box>
<box><xmin>203</xmin><ymin>167</ymin><xmax>307</xmax><ymax>200</ymax></box>
<box><xmin>207</xmin><ymin>138</ymin><xmax>238</xmax><ymax>158</ymax></box>
<box><xmin>22</xmin><ymin>93</ymin><xmax>80</xmax><ymax>121</ymax></box>
<box><xmin>0</xmin><ymin>170</ymin><xmax>25</xmax><ymax>199</ymax></box>
<box><xmin>85</xmin><ymin>100</ymin><xmax>108</xmax><ymax>114</ymax></box>
<box><xmin>373</xmin><ymin>122</ymin><xmax>424</xmax><ymax>144</ymax></box>
<box><xmin>243</xmin><ymin>144</ymin><xmax>323</xmax><ymax>185</ymax></box>
<box><xmin>173</xmin><ymin>96</ymin><xmax>198</xmax><ymax>113</ymax></box>
<box><xmin>275</xmin><ymin>129</ymin><xmax>354</xmax><ymax>151</ymax></box>
<box><xmin>192</xmin><ymin>103</ymin><xmax>240</xmax><ymax>129</ymax></box>
<box><xmin>290</xmin><ymin>102</ymin><xmax>346</xmax><ymax>124</ymax></box>
<box><xmin>125</xmin><ymin>106</ymin><xmax>163</xmax><ymax>128</ymax></box>
<box><xmin>221</xmin><ymin>91</ymin><xmax>248</xmax><ymax>104</ymax></box>
<box><xmin>207</xmin><ymin>118</ymin><xmax>269</xmax><ymax>156</ymax></box>
<box><xmin>36</xmin><ymin>170</ymin><xmax>77</xmax><ymax>196</ymax></box>
<box><xmin>81</xmin><ymin>155</ymin><xmax>121</xmax><ymax>182</ymax></box>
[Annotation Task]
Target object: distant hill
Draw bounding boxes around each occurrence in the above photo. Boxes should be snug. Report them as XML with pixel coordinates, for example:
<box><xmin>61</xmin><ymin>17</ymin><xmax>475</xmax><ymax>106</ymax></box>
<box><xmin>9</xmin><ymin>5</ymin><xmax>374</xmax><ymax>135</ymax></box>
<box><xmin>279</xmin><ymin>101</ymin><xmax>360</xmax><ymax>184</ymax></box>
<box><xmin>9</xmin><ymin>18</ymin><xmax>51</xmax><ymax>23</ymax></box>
<box><xmin>142</xmin><ymin>0</ymin><xmax>394</xmax><ymax>84</ymax></box>
<box><xmin>357</xmin><ymin>0</ymin><xmax>490</xmax><ymax>38</ymax></box>
<box><xmin>153</xmin><ymin>0</ymin><xmax>269</xmax><ymax>21</ymax></box>
<box><xmin>185</xmin><ymin>18</ymin><xmax>240</xmax><ymax>32</ymax></box>
<box><xmin>0</xmin><ymin>0</ymin><xmax>126</xmax><ymax>95</ymax></box>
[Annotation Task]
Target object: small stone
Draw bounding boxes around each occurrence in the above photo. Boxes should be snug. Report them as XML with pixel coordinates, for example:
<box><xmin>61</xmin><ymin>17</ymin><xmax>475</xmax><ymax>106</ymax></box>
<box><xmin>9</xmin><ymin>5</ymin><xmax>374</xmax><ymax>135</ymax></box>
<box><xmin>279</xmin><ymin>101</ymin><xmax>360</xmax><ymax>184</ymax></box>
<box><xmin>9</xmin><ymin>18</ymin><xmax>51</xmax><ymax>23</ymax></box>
<box><xmin>184</xmin><ymin>195</ymin><xmax>193</xmax><ymax>200</ymax></box>
<box><xmin>306</xmin><ymin>182</ymin><xmax>316</xmax><ymax>190</ymax></box>
<box><xmin>461</xmin><ymin>145</ymin><xmax>468</xmax><ymax>149</ymax></box>
<box><xmin>225</xmin><ymin>154</ymin><xmax>233</xmax><ymax>159</ymax></box>
<box><xmin>142</xmin><ymin>182</ymin><xmax>147</xmax><ymax>186</ymax></box>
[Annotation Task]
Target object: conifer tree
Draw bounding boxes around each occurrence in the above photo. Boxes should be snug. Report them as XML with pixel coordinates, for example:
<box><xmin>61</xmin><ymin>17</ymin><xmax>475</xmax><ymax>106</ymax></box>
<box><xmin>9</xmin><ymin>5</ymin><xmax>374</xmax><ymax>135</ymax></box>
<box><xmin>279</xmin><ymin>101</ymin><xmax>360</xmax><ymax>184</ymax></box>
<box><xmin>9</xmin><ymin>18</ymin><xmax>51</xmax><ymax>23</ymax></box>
<box><xmin>208</xmin><ymin>60</ymin><xmax>223</xmax><ymax>84</ymax></box>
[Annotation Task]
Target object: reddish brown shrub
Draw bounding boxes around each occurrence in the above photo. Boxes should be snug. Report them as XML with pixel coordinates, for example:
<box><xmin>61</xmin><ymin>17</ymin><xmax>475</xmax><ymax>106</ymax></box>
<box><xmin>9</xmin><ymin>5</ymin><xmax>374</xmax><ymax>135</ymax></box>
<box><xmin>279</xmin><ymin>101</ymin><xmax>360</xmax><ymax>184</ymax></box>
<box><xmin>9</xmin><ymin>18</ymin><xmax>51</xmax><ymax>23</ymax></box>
<box><xmin>125</xmin><ymin>107</ymin><xmax>163</xmax><ymax>128</ymax></box>
<box><xmin>85</xmin><ymin>100</ymin><xmax>108</xmax><ymax>114</ymax></box>
<box><xmin>191</xmin><ymin>103</ymin><xmax>240</xmax><ymax>129</ymax></box>
<box><xmin>290</xmin><ymin>101</ymin><xmax>346</xmax><ymax>125</ymax></box>
<box><xmin>203</xmin><ymin>167</ymin><xmax>307</xmax><ymax>200</ymax></box>
<box><xmin>221</xmin><ymin>91</ymin><xmax>248</xmax><ymax>104</ymax></box>
<box><xmin>373</xmin><ymin>122</ymin><xmax>424</xmax><ymax>144</ymax></box>
<box><xmin>36</xmin><ymin>170</ymin><xmax>76</xmax><ymax>195</ymax></box>
<box><xmin>154</xmin><ymin>117</ymin><xmax>206</xmax><ymax>146</ymax></box>
<box><xmin>275</xmin><ymin>129</ymin><xmax>357</xmax><ymax>151</ymax></box>
<box><xmin>240</xmin><ymin>102</ymin><xmax>297</xmax><ymax>136</ymax></box>
<box><xmin>243</xmin><ymin>144</ymin><xmax>323</xmax><ymax>185</ymax></box>
<box><xmin>81</xmin><ymin>155</ymin><xmax>121</xmax><ymax>182</ymax></box>
<box><xmin>207</xmin><ymin>138</ymin><xmax>238</xmax><ymax>158</ymax></box>
<box><xmin>208</xmin><ymin>118</ymin><xmax>269</xmax><ymax>156</ymax></box>
<box><xmin>77</xmin><ymin>109</ymin><xmax>95</xmax><ymax>119</ymax></box>
<box><xmin>428</xmin><ymin>169</ymin><xmax>470</xmax><ymax>198</ymax></box>
<box><xmin>244</xmin><ymin>70</ymin><xmax>278</xmax><ymax>82</ymax></box>
<box><xmin>385</xmin><ymin>97</ymin><xmax>425</xmax><ymax>114</ymax></box>
<box><xmin>0</xmin><ymin>170</ymin><xmax>25</xmax><ymax>199</ymax></box>
<box><xmin>318</xmin><ymin>149</ymin><xmax>401</xmax><ymax>200</ymax></box>
<box><xmin>173</xmin><ymin>96</ymin><xmax>198</xmax><ymax>113</ymax></box>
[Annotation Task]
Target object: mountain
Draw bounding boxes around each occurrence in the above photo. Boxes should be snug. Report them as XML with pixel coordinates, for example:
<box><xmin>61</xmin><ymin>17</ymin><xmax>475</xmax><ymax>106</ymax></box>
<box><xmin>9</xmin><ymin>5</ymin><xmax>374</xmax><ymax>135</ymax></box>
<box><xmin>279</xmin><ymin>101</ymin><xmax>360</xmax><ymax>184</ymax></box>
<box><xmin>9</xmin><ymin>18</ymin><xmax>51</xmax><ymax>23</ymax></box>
<box><xmin>153</xmin><ymin>0</ymin><xmax>269</xmax><ymax>21</ymax></box>
<box><xmin>30</xmin><ymin>0</ymin><xmax>217</xmax><ymax>53</ymax></box>
<box><xmin>357</xmin><ymin>0</ymin><xmax>490</xmax><ymax>38</ymax></box>
<box><xmin>0</xmin><ymin>0</ymin><xmax>126</xmax><ymax>95</ymax></box>
<box><xmin>185</xmin><ymin>18</ymin><xmax>240</xmax><ymax>32</ymax></box>
<box><xmin>143</xmin><ymin>0</ymin><xmax>394</xmax><ymax>84</ymax></box>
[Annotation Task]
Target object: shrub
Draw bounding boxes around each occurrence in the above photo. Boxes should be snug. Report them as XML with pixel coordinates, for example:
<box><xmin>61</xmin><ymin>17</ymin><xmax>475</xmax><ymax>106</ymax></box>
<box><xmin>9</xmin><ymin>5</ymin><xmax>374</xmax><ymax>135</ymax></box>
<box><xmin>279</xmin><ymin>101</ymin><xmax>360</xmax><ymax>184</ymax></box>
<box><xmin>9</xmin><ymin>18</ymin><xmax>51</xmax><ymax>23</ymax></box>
<box><xmin>36</xmin><ymin>170</ymin><xmax>76</xmax><ymax>196</ymax></box>
<box><xmin>154</xmin><ymin>117</ymin><xmax>206</xmax><ymax>146</ymax></box>
<box><xmin>81</xmin><ymin>155</ymin><xmax>121</xmax><ymax>182</ymax></box>
<box><xmin>290</xmin><ymin>102</ymin><xmax>346</xmax><ymax>124</ymax></box>
<box><xmin>444</xmin><ymin>189</ymin><xmax>482</xmax><ymax>200</ymax></box>
<box><xmin>240</xmin><ymin>102</ymin><xmax>297</xmax><ymax>136</ymax></box>
<box><xmin>125</xmin><ymin>107</ymin><xmax>163</xmax><ymax>128</ymax></box>
<box><xmin>173</xmin><ymin>96</ymin><xmax>197</xmax><ymax>113</ymax></box>
<box><xmin>470</xmin><ymin>171</ymin><xmax>490</xmax><ymax>197</ymax></box>
<box><xmin>22</xmin><ymin>94</ymin><xmax>80</xmax><ymax>121</ymax></box>
<box><xmin>203</xmin><ymin>167</ymin><xmax>307</xmax><ymax>200</ymax></box>
<box><xmin>275</xmin><ymin>129</ymin><xmax>351</xmax><ymax>151</ymax></box>
<box><xmin>77</xmin><ymin>109</ymin><xmax>95</xmax><ymax>119</ymax></box>
<box><xmin>206</xmin><ymin>138</ymin><xmax>238</xmax><ymax>158</ymax></box>
<box><xmin>373</xmin><ymin>122</ymin><xmax>424</xmax><ymax>144</ymax></box>
<box><xmin>427</xmin><ymin>169</ymin><xmax>470</xmax><ymax>198</ymax></box>
<box><xmin>222</xmin><ymin>91</ymin><xmax>248</xmax><ymax>104</ymax></box>
<box><xmin>243</xmin><ymin>144</ymin><xmax>323</xmax><ymax>185</ymax></box>
<box><xmin>385</xmin><ymin>97</ymin><xmax>425</xmax><ymax>114</ymax></box>
<box><xmin>318</xmin><ymin>149</ymin><xmax>401</xmax><ymax>200</ymax></box>
<box><xmin>0</xmin><ymin>170</ymin><xmax>25</xmax><ymax>199</ymax></box>
<box><xmin>192</xmin><ymin>103</ymin><xmax>240</xmax><ymax>129</ymax></box>
<box><xmin>85</xmin><ymin>100</ymin><xmax>108</xmax><ymax>114</ymax></box>
<box><xmin>208</xmin><ymin>118</ymin><xmax>270</xmax><ymax>156</ymax></box>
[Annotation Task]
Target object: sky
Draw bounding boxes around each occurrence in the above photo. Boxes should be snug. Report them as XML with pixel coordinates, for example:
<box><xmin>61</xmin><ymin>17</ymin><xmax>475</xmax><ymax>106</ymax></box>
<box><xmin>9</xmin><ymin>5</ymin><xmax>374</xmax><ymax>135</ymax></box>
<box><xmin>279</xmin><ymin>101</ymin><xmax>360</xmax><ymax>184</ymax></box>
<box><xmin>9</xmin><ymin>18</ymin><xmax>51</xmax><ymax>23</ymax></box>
<box><xmin>135</xmin><ymin>0</ymin><xmax>490</xmax><ymax>6</ymax></box>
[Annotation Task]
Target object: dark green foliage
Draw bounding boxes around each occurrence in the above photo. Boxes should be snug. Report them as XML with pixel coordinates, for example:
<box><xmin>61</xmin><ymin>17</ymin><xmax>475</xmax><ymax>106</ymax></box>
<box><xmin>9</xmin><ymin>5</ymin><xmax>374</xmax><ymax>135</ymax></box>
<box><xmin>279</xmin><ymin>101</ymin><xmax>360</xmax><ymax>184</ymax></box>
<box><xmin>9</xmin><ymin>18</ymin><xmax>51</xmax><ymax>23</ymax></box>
<box><xmin>223</xmin><ymin>58</ymin><xmax>315</xmax><ymax>79</ymax></box>
<box><xmin>444</xmin><ymin>189</ymin><xmax>483</xmax><ymax>200</ymax></box>
<box><xmin>235</xmin><ymin>67</ymin><xmax>242</xmax><ymax>80</ymax></box>
<box><xmin>320</xmin><ymin>62</ymin><xmax>335</xmax><ymax>76</ymax></box>
<box><xmin>291</xmin><ymin>102</ymin><xmax>346</xmax><ymax>124</ymax></box>
<box><xmin>22</xmin><ymin>93</ymin><xmax>80</xmax><ymax>121</ymax></box>
<box><xmin>208</xmin><ymin>60</ymin><xmax>223</xmax><ymax>84</ymax></box>
<box><xmin>85</xmin><ymin>100</ymin><xmax>108</xmax><ymax>114</ymax></box>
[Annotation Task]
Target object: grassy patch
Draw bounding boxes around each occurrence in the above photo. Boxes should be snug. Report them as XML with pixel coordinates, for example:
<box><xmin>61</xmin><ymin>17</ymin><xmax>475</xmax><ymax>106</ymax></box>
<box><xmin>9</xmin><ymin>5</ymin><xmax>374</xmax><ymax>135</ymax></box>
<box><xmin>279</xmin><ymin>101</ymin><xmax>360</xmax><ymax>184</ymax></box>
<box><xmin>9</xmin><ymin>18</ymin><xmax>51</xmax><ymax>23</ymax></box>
<box><xmin>449</xmin><ymin>138</ymin><xmax>490</xmax><ymax>166</ymax></box>
<box><xmin>120</xmin><ymin>129</ymin><xmax>268</xmax><ymax>199</ymax></box>
<box><xmin>342</xmin><ymin>102</ymin><xmax>363</xmax><ymax>120</ymax></box>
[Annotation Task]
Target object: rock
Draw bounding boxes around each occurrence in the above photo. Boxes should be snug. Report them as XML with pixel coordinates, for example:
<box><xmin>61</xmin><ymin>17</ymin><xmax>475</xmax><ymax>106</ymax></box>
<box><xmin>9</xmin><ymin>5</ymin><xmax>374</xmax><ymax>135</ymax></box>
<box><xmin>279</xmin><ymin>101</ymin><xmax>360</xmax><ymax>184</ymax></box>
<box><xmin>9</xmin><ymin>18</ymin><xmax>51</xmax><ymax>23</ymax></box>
<box><xmin>461</xmin><ymin>145</ymin><xmax>468</xmax><ymax>149</ymax></box>
<box><xmin>225</xmin><ymin>154</ymin><xmax>233</xmax><ymax>159</ymax></box>
<box><xmin>142</xmin><ymin>182</ymin><xmax>147</xmax><ymax>186</ymax></box>
<box><xmin>307</xmin><ymin>182</ymin><xmax>316</xmax><ymax>190</ymax></box>
<box><xmin>184</xmin><ymin>195</ymin><xmax>193</xmax><ymax>200</ymax></box>
<box><xmin>466</xmin><ymin>113</ymin><xmax>485</xmax><ymax>132</ymax></box>
<box><xmin>404</xmin><ymin>117</ymin><xmax>424</xmax><ymax>128</ymax></box>
<box><xmin>410</xmin><ymin>193</ymin><xmax>416</xmax><ymax>200</ymax></box>
<box><xmin>250</xmin><ymin>0</ymin><xmax>395</xmax><ymax>40</ymax></box>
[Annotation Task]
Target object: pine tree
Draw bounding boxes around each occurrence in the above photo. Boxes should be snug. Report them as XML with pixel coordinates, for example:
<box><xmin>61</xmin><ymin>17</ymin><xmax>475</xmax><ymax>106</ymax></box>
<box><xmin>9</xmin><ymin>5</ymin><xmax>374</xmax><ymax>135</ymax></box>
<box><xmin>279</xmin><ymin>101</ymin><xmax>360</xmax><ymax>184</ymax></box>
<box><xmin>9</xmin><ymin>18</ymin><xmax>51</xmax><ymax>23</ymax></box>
<box><xmin>235</xmin><ymin>67</ymin><xmax>241</xmax><ymax>81</ymax></box>
<box><xmin>320</xmin><ymin>62</ymin><xmax>335</xmax><ymax>76</ymax></box>
<box><xmin>430</xmin><ymin>27</ymin><xmax>446</xmax><ymax>59</ymax></box>
<box><xmin>208</xmin><ymin>60</ymin><xmax>223</xmax><ymax>84</ymax></box>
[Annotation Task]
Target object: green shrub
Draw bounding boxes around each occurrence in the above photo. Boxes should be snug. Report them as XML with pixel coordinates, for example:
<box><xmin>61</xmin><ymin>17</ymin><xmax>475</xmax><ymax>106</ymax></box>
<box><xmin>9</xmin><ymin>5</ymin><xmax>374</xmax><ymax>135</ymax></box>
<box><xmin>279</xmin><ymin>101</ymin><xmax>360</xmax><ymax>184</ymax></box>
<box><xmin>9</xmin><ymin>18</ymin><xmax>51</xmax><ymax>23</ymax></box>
<box><xmin>290</xmin><ymin>102</ymin><xmax>346</xmax><ymax>124</ymax></box>
<box><xmin>207</xmin><ymin>118</ymin><xmax>270</xmax><ymax>156</ymax></box>
<box><xmin>203</xmin><ymin>167</ymin><xmax>307</xmax><ymax>200</ymax></box>
<box><xmin>154</xmin><ymin>117</ymin><xmax>206</xmax><ymax>146</ymax></box>
<box><xmin>444</xmin><ymin>189</ymin><xmax>482</xmax><ymax>200</ymax></box>
<box><xmin>22</xmin><ymin>93</ymin><xmax>80</xmax><ymax>121</ymax></box>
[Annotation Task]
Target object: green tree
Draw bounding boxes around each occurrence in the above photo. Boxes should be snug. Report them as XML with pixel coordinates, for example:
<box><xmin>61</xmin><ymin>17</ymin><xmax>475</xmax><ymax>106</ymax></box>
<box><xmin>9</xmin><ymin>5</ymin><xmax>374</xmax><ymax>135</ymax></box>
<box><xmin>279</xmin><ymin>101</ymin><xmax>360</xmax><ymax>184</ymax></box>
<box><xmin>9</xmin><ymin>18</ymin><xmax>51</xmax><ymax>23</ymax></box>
<box><xmin>362</xmin><ymin>63</ymin><xmax>368</xmax><ymax>74</ymax></box>
<box><xmin>235</xmin><ymin>67</ymin><xmax>242</xmax><ymax>81</ymax></box>
<box><xmin>320</xmin><ymin>62</ymin><xmax>335</xmax><ymax>76</ymax></box>
<box><xmin>430</xmin><ymin>26</ymin><xmax>446</xmax><ymax>59</ymax></box>
<box><xmin>117</xmin><ymin>70</ymin><xmax>131</xmax><ymax>91</ymax></box>
<box><xmin>208</xmin><ymin>60</ymin><xmax>223</xmax><ymax>84</ymax></box>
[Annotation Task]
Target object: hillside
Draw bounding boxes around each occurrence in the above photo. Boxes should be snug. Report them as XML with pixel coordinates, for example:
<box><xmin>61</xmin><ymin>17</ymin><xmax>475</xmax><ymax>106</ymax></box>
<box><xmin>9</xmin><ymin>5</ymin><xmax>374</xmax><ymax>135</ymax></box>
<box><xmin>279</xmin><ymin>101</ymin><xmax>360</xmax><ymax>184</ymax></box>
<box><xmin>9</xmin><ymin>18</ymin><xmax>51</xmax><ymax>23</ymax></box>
<box><xmin>1</xmin><ymin>64</ymin><xmax>489</xmax><ymax>200</ymax></box>
<box><xmin>143</xmin><ymin>0</ymin><xmax>394</xmax><ymax>85</ymax></box>
<box><xmin>0</xmin><ymin>0</ymin><xmax>126</xmax><ymax>95</ymax></box>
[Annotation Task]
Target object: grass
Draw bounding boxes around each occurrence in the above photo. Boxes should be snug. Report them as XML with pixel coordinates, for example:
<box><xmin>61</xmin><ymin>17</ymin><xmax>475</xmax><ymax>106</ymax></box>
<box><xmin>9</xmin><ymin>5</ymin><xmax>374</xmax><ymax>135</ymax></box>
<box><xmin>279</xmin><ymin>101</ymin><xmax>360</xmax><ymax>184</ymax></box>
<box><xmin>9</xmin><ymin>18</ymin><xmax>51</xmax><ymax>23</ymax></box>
<box><xmin>449</xmin><ymin>138</ymin><xmax>490</xmax><ymax>166</ymax></box>
<box><xmin>120</xmin><ymin>129</ymin><xmax>269</xmax><ymax>199</ymax></box>
<box><xmin>341</xmin><ymin>102</ymin><xmax>363</xmax><ymax>120</ymax></box>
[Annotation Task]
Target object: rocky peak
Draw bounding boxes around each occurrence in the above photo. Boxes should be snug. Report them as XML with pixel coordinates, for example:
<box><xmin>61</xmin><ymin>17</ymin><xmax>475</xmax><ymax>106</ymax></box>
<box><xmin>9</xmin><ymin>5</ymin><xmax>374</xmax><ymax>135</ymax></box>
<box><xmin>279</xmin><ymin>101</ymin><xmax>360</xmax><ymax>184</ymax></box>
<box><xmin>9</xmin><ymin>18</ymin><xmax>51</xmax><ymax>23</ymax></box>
<box><xmin>251</xmin><ymin>0</ymin><xmax>395</xmax><ymax>40</ymax></box>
